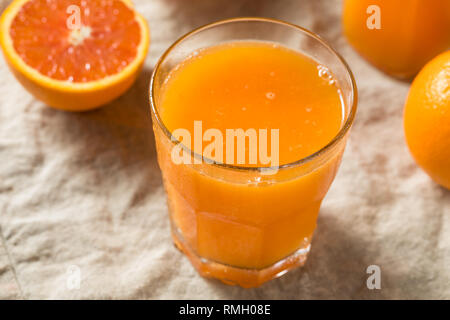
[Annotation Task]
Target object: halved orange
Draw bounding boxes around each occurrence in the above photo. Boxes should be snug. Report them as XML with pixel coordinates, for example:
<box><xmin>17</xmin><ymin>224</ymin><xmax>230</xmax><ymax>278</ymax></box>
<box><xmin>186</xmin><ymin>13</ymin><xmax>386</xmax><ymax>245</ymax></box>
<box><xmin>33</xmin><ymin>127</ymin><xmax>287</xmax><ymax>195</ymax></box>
<box><xmin>0</xmin><ymin>0</ymin><xmax>150</xmax><ymax>111</ymax></box>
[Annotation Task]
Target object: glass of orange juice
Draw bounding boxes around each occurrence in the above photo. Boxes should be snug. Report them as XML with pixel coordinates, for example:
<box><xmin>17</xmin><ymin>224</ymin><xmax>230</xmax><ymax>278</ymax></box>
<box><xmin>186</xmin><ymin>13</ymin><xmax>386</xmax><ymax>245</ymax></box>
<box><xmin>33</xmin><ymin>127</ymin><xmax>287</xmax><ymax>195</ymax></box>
<box><xmin>150</xmin><ymin>18</ymin><xmax>357</xmax><ymax>288</ymax></box>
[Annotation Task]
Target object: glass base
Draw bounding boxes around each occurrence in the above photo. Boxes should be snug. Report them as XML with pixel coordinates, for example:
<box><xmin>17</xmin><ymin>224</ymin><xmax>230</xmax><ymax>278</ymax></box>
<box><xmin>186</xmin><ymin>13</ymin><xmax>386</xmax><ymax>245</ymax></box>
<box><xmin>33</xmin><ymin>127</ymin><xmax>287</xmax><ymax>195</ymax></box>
<box><xmin>171</xmin><ymin>227</ymin><xmax>311</xmax><ymax>288</ymax></box>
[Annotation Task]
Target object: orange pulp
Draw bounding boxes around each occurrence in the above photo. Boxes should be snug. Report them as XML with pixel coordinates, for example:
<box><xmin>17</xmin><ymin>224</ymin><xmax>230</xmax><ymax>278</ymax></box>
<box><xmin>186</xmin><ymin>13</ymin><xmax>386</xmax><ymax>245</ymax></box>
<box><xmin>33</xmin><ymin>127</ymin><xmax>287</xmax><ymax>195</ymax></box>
<box><xmin>9</xmin><ymin>0</ymin><xmax>141</xmax><ymax>82</ymax></box>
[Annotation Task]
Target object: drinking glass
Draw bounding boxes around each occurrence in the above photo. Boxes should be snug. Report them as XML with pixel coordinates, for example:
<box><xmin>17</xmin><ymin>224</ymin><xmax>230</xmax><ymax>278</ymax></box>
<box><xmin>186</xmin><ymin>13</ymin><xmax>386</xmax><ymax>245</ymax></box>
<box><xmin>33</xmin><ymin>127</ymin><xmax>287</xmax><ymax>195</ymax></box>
<box><xmin>150</xmin><ymin>17</ymin><xmax>357</xmax><ymax>288</ymax></box>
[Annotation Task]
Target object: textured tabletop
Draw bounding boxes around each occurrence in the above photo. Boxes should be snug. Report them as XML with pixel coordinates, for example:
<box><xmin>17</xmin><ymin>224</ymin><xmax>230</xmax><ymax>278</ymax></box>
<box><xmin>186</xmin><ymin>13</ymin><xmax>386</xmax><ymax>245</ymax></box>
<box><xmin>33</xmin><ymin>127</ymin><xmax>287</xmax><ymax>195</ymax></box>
<box><xmin>0</xmin><ymin>0</ymin><xmax>449</xmax><ymax>299</ymax></box>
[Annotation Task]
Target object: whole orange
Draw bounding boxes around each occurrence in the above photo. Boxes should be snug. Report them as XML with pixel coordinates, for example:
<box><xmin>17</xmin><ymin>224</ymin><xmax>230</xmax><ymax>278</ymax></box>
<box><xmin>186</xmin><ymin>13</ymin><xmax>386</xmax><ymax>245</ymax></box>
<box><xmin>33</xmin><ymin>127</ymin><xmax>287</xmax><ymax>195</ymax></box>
<box><xmin>343</xmin><ymin>0</ymin><xmax>450</xmax><ymax>79</ymax></box>
<box><xmin>404</xmin><ymin>51</ymin><xmax>450</xmax><ymax>189</ymax></box>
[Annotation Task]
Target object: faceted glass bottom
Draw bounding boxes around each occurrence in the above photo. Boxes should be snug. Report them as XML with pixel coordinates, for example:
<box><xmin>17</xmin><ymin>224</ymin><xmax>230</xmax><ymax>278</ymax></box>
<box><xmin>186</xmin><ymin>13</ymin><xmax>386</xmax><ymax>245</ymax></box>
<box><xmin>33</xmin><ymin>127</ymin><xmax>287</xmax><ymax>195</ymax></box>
<box><xmin>171</xmin><ymin>226</ymin><xmax>311</xmax><ymax>288</ymax></box>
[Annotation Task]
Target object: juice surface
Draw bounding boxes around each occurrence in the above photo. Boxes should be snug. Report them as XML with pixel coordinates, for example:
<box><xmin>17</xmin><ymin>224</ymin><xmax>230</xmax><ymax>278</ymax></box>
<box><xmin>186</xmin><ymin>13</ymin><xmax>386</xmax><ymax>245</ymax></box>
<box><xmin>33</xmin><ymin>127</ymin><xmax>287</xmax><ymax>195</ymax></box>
<box><xmin>159</xmin><ymin>41</ymin><xmax>344</xmax><ymax>166</ymax></box>
<box><xmin>154</xmin><ymin>41</ymin><xmax>347</xmax><ymax>284</ymax></box>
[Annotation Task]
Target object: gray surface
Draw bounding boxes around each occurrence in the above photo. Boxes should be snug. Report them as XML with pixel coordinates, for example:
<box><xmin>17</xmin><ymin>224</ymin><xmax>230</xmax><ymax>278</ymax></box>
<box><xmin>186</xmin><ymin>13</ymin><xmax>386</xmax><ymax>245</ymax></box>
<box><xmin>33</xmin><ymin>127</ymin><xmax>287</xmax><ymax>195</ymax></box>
<box><xmin>0</xmin><ymin>0</ymin><xmax>449</xmax><ymax>299</ymax></box>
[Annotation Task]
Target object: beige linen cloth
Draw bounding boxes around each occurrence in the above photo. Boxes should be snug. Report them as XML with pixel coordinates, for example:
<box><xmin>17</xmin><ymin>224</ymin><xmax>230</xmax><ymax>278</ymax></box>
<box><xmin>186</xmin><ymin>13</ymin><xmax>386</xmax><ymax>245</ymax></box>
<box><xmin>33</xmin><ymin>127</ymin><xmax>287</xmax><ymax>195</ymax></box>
<box><xmin>0</xmin><ymin>0</ymin><xmax>449</xmax><ymax>299</ymax></box>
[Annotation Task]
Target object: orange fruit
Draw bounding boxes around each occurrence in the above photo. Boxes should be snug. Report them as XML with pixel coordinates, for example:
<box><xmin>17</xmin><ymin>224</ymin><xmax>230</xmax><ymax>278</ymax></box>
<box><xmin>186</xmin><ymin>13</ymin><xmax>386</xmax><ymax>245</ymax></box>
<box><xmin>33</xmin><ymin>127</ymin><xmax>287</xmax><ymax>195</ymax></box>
<box><xmin>404</xmin><ymin>51</ymin><xmax>450</xmax><ymax>190</ymax></box>
<box><xmin>0</xmin><ymin>0</ymin><xmax>150</xmax><ymax>111</ymax></box>
<box><xmin>343</xmin><ymin>0</ymin><xmax>450</xmax><ymax>79</ymax></box>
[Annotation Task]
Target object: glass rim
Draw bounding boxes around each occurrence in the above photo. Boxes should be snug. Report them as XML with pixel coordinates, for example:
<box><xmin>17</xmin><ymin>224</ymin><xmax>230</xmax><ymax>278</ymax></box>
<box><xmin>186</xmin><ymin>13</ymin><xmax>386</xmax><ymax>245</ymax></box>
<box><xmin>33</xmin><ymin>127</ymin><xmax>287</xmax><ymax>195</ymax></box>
<box><xmin>149</xmin><ymin>17</ymin><xmax>358</xmax><ymax>172</ymax></box>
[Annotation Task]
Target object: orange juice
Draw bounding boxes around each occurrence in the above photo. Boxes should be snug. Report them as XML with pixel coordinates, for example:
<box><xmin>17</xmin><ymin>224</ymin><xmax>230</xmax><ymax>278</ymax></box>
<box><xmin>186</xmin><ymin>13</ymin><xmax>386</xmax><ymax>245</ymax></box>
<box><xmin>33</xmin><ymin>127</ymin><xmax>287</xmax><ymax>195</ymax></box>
<box><xmin>150</xmin><ymin>18</ymin><xmax>357</xmax><ymax>287</ymax></box>
<box><xmin>160</xmin><ymin>42</ymin><xmax>343</xmax><ymax>166</ymax></box>
<box><xmin>156</xmin><ymin>42</ymin><xmax>342</xmax><ymax>282</ymax></box>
